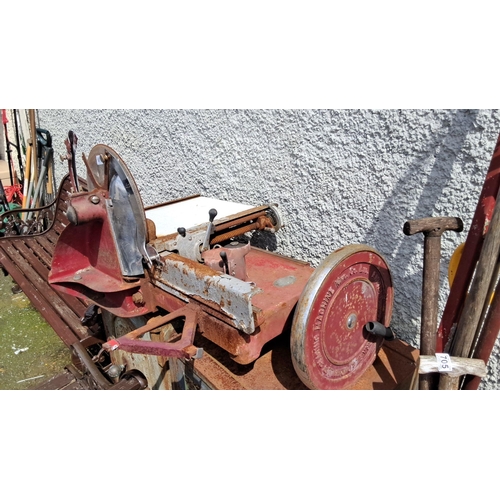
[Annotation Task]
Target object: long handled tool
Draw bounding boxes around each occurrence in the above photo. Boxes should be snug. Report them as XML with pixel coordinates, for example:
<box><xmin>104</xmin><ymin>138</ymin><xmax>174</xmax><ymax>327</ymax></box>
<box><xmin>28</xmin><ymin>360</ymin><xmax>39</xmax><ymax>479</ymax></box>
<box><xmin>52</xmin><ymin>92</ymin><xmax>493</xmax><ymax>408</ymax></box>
<box><xmin>437</xmin><ymin>135</ymin><xmax>500</xmax><ymax>353</ymax></box>
<box><xmin>12</xmin><ymin>110</ymin><xmax>24</xmax><ymax>184</ymax></box>
<box><xmin>45</xmin><ymin>136</ymin><xmax>56</xmax><ymax>204</ymax></box>
<box><xmin>62</xmin><ymin>130</ymin><xmax>80</xmax><ymax>192</ymax></box>
<box><xmin>463</xmin><ymin>270</ymin><xmax>500</xmax><ymax>389</ymax></box>
<box><xmin>35</xmin><ymin>128</ymin><xmax>52</xmax><ymax>206</ymax></box>
<box><xmin>419</xmin><ymin>355</ymin><xmax>486</xmax><ymax>382</ymax></box>
<box><xmin>1</xmin><ymin>109</ymin><xmax>15</xmax><ymax>186</ymax></box>
<box><xmin>1</xmin><ymin>110</ymin><xmax>25</xmax><ymax>186</ymax></box>
<box><xmin>28</xmin><ymin>147</ymin><xmax>53</xmax><ymax>219</ymax></box>
<box><xmin>439</xmin><ymin>189</ymin><xmax>500</xmax><ymax>389</ymax></box>
<box><xmin>21</xmin><ymin>141</ymin><xmax>32</xmax><ymax>219</ymax></box>
<box><xmin>28</xmin><ymin>109</ymin><xmax>38</xmax><ymax>192</ymax></box>
<box><xmin>0</xmin><ymin>178</ymin><xmax>10</xmax><ymax>212</ymax></box>
<box><xmin>404</xmin><ymin>216</ymin><xmax>463</xmax><ymax>389</ymax></box>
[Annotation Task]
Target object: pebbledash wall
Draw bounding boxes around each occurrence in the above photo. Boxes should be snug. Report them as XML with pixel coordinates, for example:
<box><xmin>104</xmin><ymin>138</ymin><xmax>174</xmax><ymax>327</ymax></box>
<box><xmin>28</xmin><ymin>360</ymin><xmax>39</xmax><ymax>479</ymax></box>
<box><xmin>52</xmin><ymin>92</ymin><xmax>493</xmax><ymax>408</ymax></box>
<box><xmin>39</xmin><ymin>109</ymin><xmax>500</xmax><ymax>389</ymax></box>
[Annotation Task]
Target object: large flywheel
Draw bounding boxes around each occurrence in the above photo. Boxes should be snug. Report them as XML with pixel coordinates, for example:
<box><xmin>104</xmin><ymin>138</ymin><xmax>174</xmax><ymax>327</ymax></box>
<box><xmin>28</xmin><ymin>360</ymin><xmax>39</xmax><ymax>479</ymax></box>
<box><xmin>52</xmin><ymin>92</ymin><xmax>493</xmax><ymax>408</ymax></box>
<box><xmin>290</xmin><ymin>244</ymin><xmax>394</xmax><ymax>390</ymax></box>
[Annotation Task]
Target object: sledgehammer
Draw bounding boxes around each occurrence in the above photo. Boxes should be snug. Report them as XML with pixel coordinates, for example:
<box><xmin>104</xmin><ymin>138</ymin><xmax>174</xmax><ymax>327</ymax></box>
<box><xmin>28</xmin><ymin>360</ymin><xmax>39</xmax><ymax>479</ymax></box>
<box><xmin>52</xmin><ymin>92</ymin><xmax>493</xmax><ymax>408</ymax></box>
<box><xmin>404</xmin><ymin>216</ymin><xmax>463</xmax><ymax>390</ymax></box>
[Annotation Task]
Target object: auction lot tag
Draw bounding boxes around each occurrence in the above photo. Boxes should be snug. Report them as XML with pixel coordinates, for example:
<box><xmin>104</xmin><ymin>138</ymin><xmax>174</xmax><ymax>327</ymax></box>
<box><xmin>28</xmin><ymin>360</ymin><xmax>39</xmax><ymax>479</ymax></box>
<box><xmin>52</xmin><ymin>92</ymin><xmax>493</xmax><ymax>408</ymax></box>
<box><xmin>436</xmin><ymin>353</ymin><xmax>453</xmax><ymax>372</ymax></box>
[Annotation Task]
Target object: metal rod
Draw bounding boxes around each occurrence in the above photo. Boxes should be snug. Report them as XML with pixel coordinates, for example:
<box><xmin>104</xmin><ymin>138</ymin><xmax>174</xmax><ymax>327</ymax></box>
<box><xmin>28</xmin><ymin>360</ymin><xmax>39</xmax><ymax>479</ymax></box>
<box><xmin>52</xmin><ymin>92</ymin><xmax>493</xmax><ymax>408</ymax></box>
<box><xmin>71</xmin><ymin>341</ymin><xmax>112</xmax><ymax>389</ymax></box>
<box><xmin>13</xmin><ymin>109</ymin><xmax>24</xmax><ymax>182</ymax></box>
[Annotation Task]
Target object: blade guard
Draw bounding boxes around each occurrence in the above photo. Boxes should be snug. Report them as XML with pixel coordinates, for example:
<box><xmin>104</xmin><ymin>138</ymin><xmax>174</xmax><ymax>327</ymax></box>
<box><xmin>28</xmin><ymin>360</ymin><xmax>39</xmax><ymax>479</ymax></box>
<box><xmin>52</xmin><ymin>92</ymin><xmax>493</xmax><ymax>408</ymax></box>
<box><xmin>48</xmin><ymin>188</ymin><xmax>152</xmax><ymax>318</ymax></box>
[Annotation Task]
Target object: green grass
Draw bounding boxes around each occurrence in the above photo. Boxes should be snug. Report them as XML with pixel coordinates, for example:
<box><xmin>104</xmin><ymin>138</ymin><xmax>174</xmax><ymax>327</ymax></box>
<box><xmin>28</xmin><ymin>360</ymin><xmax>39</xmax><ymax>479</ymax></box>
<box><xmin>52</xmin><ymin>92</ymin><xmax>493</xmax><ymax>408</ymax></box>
<box><xmin>0</xmin><ymin>271</ymin><xmax>70</xmax><ymax>390</ymax></box>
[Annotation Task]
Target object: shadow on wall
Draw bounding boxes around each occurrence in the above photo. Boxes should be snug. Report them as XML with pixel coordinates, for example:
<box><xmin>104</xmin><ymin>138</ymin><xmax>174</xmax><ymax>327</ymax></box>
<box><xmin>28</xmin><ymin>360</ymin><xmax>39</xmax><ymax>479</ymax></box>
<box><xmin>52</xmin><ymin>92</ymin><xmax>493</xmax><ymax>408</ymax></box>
<box><xmin>361</xmin><ymin>109</ymin><xmax>480</xmax><ymax>341</ymax></box>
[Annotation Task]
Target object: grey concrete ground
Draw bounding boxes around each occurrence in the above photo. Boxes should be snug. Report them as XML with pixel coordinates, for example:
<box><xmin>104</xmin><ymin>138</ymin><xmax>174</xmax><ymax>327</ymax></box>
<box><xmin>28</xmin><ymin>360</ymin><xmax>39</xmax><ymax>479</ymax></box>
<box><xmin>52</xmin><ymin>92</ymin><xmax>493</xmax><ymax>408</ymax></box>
<box><xmin>37</xmin><ymin>109</ymin><xmax>500</xmax><ymax>388</ymax></box>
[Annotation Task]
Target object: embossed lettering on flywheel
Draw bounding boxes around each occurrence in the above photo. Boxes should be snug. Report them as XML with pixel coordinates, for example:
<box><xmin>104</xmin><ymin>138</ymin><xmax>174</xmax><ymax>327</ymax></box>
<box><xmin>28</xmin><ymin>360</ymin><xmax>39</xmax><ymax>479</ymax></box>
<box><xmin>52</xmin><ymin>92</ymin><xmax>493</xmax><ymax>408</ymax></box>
<box><xmin>305</xmin><ymin>251</ymin><xmax>392</xmax><ymax>389</ymax></box>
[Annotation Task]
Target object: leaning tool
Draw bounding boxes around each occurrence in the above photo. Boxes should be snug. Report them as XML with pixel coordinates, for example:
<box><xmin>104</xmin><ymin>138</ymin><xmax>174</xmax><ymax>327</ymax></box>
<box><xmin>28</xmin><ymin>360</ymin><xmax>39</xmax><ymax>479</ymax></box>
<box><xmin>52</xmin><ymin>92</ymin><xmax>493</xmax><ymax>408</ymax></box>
<box><xmin>403</xmin><ymin>216</ymin><xmax>463</xmax><ymax>390</ymax></box>
<box><xmin>438</xmin><ymin>135</ymin><xmax>500</xmax><ymax>353</ymax></box>
<box><xmin>0</xmin><ymin>178</ymin><xmax>11</xmax><ymax>212</ymax></box>
<box><xmin>21</xmin><ymin>141</ymin><xmax>32</xmax><ymax>212</ymax></box>
<box><xmin>61</xmin><ymin>130</ymin><xmax>79</xmax><ymax>192</ymax></box>
<box><xmin>1</xmin><ymin>109</ymin><xmax>16</xmax><ymax>186</ymax></box>
<box><xmin>440</xmin><ymin>189</ymin><xmax>500</xmax><ymax>389</ymax></box>
<box><xmin>463</xmin><ymin>270</ymin><xmax>500</xmax><ymax>389</ymax></box>
<box><xmin>27</xmin><ymin>147</ymin><xmax>53</xmax><ymax>220</ymax></box>
<box><xmin>12</xmin><ymin>110</ymin><xmax>24</xmax><ymax>184</ymax></box>
<box><xmin>35</xmin><ymin>128</ymin><xmax>53</xmax><ymax>206</ymax></box>
<box><xmin>28</xmin><ymin>110</ymin><xmax>38</xmax><ymax>187</ymax></box>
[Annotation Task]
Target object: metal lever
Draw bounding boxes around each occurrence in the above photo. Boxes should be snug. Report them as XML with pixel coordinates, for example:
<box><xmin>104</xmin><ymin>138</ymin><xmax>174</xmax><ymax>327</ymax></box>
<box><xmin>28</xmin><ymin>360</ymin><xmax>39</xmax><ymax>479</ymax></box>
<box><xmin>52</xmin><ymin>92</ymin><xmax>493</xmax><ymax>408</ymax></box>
<box><xmin>201</xmin><ymin>208</ymin><xmax>217</xmax><ymax>253</ymax></box>
<box><xmin>220</xmin><ymin>251</ymin><xmax>229</xmax><ymax>274</ymax></box>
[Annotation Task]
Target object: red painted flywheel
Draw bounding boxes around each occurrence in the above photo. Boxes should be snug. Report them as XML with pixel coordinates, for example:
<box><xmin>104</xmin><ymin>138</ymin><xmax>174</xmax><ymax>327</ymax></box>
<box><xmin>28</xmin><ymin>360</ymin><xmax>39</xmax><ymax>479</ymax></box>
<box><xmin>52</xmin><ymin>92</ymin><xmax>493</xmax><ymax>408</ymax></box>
<box><xmin>290</xmin><ymin>244</ymin><xmax>394</xmax><ymax>390</ymax></box>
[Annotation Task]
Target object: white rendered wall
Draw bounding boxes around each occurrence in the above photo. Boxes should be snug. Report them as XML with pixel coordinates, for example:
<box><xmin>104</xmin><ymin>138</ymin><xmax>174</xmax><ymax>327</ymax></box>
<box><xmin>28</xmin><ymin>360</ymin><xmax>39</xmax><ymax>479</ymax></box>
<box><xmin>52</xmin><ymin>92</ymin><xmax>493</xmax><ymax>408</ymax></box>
<box><xmin>38</xmin><ymin>109</ymin><xmax>500</xmax><ymax>389</ymax></box>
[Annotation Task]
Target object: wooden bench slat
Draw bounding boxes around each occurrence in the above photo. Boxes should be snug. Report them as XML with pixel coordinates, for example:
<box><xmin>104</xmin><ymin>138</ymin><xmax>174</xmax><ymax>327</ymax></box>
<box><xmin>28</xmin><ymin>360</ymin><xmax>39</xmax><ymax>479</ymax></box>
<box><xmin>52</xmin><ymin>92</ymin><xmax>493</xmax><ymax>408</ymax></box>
<box><xmin>0</xmin><ymin>247</ymin><xmax>82</xmax><ymax>346</ymax></box>
<box><xmin>10</xmin><ymin>239</ymin><xmax>89</xmax><ymax>318</ymax></box>
<box><xmin>2</xmin><ymin>243</ymin><xmax>89</xmax><ymax>339</ymax></box>
<box><xmin>0</xmin><ymin>175</ymin><xmax>92</xmax><ymax>348</ymax></box>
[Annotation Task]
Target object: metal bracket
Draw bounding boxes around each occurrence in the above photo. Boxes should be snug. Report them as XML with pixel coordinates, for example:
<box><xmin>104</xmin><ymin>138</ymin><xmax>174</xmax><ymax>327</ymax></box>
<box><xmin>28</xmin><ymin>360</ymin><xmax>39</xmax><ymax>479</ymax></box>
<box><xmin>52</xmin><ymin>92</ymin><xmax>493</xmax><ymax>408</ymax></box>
<box><xmin>102</xmin><ymin>305</ymin><xmax>203</xmax><ymax>360</ymax></box>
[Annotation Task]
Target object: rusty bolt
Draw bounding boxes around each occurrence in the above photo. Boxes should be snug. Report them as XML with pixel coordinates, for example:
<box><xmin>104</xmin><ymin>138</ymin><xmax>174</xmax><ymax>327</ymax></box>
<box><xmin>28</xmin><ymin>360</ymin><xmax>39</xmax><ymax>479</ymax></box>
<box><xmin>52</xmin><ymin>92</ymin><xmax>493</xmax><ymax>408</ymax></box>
<box><xmin>132</xmin><ymin>292</ymin><xmax>145</xmax><ymax>306</ymax></box>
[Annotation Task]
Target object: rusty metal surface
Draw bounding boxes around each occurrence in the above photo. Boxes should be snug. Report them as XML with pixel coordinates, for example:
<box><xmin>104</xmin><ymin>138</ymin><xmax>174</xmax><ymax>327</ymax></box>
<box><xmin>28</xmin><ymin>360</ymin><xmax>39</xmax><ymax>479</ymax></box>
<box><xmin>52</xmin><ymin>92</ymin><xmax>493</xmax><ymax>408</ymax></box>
<box><xmin>192</xmin><ymin>333</ymin><xmax>417</xmax><ymax>390</ymax></box>
<box><xmin>210</xmin><ymin>213</ymin><xmax>276</xmax><ymax>245</ymax></box>
<box><xmin>34</xmin><ymin>333</ymin><xmax>418</xmax><ymax>391</ymax></box>
<box><xmin>350</xmin><ymin>339</ymin><xmax>419</xmax><ymax>390</ymax></box>
<box><xmin>153</xmin><ymin>247</ymin><xmax>314</xmax><ymax>366</ymax></box>
<box><xmin>202</xmin><ymin>241</ymin><xmax>251</xmax><ymax>280</ymax></box>
<box><xmin>154</xmin><ymin>252</ymin><xmax>260</xmax><ymax>333</ymax></box>
<box><xmin>291</xmin><ymin>245</ymin><xmax>394</xmax><ymax>390</ymax></box>
<box><xmin>192</xmin><ymin>333</ymin><xmax>307</xmax><ymax>389</ymax></box>
<box><xmin>102</xmin><ymin>312</ymin><xmax>171</xmax><ymax>390</ymax></box>
<box><xmin>103</xmin><ymin>304</ymin><xmax>202</xmax><ymax>360</ymax></box>
<box><xmin>225</xmin><ymin>247</ymin><xmax>314</xmax><ymax>364</ymax></box>
<box><xmin>49</xmin><ymin>217</ymin><xmax>141</xmax><ymax>293</ymax></box>
<box><xmin>48</xmin><ymin>145</ymin><xmax>159</xmax><ymax>318</ymax></box>
<box><xmin>150</xmin><ymin>205</ymin><xmax>281</xmax><ymax>258</ymax></box>
<box><xmin>1</xmin><ymin>139</ymin><xmax>416</xmax><ymax>391</ymax></box>
<box><xmin>106</xmin><ymin>371</ymin><xmax>148</xmax><ymax>389</ymax></box>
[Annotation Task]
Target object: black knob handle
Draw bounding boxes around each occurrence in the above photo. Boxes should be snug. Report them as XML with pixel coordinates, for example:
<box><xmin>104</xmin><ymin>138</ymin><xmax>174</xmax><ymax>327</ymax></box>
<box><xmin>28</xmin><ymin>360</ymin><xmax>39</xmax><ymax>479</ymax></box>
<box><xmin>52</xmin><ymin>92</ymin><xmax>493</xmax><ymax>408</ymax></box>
<box><xmin>365</xmin><ymin>322</ymin><xmax>395</xmax><ymax>341</ymax></box>
<box><xmin>177</xmin><ymin>227</ymin><xmax>186</xmax><ymax>237</ymax></box>
<box><xmin>209</xmin><ymin>208</ymin><xmax>217</xmax><ymax>223</ymax></box>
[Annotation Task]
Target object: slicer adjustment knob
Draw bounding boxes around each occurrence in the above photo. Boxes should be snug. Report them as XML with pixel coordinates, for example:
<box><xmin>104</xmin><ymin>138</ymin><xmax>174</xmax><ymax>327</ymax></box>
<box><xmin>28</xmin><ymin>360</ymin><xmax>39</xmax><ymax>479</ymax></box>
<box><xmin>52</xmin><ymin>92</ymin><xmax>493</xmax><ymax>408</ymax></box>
<box><xmin>178</xmin><ymin>227</ymin><xmax>186</xmax><ymax>237</ymax></box>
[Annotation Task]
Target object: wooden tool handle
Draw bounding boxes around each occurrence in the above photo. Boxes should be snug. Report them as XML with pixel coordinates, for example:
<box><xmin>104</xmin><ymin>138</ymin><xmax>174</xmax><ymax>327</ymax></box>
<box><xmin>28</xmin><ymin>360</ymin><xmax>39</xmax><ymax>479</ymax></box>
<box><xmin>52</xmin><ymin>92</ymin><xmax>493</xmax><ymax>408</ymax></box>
<box><xmin>419</xmin><ymin>355</ymin><xmax>486</xmax><ymax>378</ymax></box>
<box><xmin>451</xmin><ymin>194</ymin><xmax>500</xmax><ymax>359</ymax></box>
<box><xmin>403</xmin><ymin>216</ymin><xmax>463</xmax><ymax>237</ymax></box>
